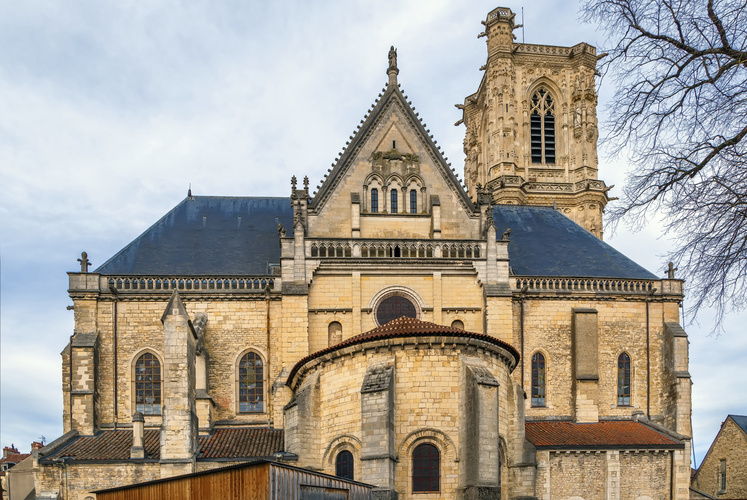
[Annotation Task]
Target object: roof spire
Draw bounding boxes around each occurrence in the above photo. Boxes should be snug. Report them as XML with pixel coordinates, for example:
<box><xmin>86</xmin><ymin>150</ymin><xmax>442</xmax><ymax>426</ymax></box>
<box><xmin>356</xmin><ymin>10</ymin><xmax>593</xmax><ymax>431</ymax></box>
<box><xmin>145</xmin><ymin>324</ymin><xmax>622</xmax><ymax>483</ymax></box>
<box><xmin>387</xmin><ymin>45</ymin><xmax>399</xmax><ymax>86</ymax></box>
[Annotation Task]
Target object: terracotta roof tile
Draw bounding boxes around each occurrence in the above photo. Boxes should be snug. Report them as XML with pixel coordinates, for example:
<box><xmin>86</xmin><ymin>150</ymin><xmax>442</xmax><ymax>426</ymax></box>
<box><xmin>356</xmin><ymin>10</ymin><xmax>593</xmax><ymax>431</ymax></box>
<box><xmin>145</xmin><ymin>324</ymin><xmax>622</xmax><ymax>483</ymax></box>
<box><xmin>199</xmin><ymin>428</ymin><xmax>283</xmax><ymax>459</ymax></box>
<box><xmin>525</xmin><ymin>421</ymin><xmax>683</xmax><ymax>449</ymax></box>
<box><xmin>41</xmin><ymin>428</ymin><xmax>283</xmax><ymax>463</ymax></box>
<box><xmin>288</xmin><ymin>317</ymin><xmax>520</xmax><ymax>385</ymax></box>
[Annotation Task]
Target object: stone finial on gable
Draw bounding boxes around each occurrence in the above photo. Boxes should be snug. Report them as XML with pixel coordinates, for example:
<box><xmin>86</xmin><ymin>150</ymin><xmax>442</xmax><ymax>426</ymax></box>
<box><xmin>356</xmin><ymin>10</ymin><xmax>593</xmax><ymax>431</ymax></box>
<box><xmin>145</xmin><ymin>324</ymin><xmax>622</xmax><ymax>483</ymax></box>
<box><xmin>387</xmin><ymin>45</ymin><xmax>399</xmax><ymax>86</ymax></box>
<box><xmin>77</xmin><ymin>252</ymin><xmax>91</xmax><ymax>273</ymax></box>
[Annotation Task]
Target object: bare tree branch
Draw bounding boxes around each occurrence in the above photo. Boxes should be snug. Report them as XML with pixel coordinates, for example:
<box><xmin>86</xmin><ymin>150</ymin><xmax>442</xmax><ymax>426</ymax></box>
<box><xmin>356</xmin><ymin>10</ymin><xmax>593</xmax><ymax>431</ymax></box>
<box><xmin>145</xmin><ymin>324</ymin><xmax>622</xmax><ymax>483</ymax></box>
<box><xmin>582</xmin><ymin>0</ymin><xmax>747</xmax><ymax>330</ymax></box>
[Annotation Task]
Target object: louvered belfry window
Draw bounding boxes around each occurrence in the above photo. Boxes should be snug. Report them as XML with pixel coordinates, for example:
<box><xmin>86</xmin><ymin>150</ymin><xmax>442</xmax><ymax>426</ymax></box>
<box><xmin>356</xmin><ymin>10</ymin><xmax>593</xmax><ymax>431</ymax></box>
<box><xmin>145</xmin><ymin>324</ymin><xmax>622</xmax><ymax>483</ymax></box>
<box><xmin>530</xmin><ymin>88</ymin><xmax>556</xmax><ymax>164</ymax></box>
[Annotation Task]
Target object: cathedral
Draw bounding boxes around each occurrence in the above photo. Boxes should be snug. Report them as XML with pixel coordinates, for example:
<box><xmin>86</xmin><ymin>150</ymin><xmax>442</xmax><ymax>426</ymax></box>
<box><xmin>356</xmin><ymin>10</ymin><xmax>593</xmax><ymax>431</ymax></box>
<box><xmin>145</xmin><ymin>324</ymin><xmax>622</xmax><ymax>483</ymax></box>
<box><xmin>32</xmin><ymin>7</ymin><xmax>693</xmax><ymax>500</ymax></box>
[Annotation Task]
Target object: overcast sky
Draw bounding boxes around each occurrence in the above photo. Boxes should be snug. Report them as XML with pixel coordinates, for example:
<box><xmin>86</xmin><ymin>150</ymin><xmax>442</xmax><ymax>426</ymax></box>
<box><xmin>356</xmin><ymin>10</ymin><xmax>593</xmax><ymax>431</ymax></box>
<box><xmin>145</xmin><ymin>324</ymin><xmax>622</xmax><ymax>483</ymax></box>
<box><xmin>1</xmin><ymin>0</ymin><xmax>745</xmax><ymax>466</ymax></box>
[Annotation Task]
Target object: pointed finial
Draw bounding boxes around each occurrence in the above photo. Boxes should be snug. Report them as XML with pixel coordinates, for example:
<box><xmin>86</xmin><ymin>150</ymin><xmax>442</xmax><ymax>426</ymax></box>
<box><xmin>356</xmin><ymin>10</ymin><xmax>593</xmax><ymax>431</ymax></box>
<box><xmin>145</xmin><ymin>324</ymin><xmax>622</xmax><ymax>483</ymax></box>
<box><xmin>303</xmin><ymin>176</ymin><xmax>309</xmax><ymax>194</ymax></box>
<box><xmin>291</xmin><ymin>175</ymin><xmax>297</xmax><ymax>191</ymax></box>
<box><xmin>387</xmin><ymin>46</ymin><xmax>399</xmax><ymax>86</ymax></box>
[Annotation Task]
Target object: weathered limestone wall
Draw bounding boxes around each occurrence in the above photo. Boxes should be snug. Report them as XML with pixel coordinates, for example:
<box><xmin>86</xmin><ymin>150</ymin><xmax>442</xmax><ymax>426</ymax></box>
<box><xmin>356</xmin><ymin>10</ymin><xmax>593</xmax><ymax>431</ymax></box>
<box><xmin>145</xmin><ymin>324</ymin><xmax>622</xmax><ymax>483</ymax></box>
<box><xmin>34</xmin><ymin>462</ymin><xmax>161</xmax><ymax>500</ymax></box>
<box><xmin>518</xmin><ymin>297</ymin><xmax>683</xmax><ymax>423</ymax></box>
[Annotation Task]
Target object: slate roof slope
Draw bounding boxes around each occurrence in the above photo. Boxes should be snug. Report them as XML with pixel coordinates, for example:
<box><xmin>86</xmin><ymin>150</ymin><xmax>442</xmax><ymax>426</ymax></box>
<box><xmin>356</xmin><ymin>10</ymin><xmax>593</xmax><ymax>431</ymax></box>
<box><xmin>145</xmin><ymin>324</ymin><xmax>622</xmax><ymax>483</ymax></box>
<box><xmin>729</xmin><ymin>414</ymin><xmax>747</xmax><ymax>434</ymax></box>
<box><xmin>493</xmin><ymin>205</ymin><xmax>658</xmax><ymax>279</ymax></box>
<box><xmin>525</xmin><ymin>421</ymin><xmax>683</xmax><ymax>449</ymax></box>
<box><xmin>96</xmin><ymin>197</ymin><xmax>293</xmax><ymax>276</ymax></box>
<box><xmin>39</xmin><ymin>428</ymin><xmax>284</xmax><ymax>463</ymax></box>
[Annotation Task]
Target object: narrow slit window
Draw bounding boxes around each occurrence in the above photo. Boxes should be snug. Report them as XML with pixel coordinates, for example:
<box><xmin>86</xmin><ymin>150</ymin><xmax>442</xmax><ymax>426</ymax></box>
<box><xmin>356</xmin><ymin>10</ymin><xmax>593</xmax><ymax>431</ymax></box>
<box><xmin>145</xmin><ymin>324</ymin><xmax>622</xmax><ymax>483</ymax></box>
<box><xmin>391</xmin><ymin>189</ymin><xmax>398</xmax><ymax>214</ymax></box>
<box><xmin>410</xmin><ymin>189</ymin><xmax>417</xmax><ymax>214</ymax></box>
<box><xmin>617</xmin><ymin>352</ymin><xmax>631</xmax><ymax>406</ymax></box>
<box><xmin>371</xmin><ymin>188</ymin><xmax>379</xmax><ymax>213</ymax></box>
<box><xmin>531</xmin><ymin>352</ymin><xmax>546</xmax><ymax>407</ymax></box>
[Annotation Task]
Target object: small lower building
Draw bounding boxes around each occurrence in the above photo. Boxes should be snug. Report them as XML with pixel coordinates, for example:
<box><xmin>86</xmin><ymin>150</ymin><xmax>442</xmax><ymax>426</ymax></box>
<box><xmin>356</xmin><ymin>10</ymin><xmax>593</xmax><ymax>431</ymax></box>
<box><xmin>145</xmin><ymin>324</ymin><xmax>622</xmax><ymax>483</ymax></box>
<box><xmin>691</xmin><ymin>415</ymin><xmax>747</xmax><ymax>499</ymax></box>
<box><xmin>93</xmin><ymin>460</ymin><xmax>373</xmax><ymax>500</ymax></box>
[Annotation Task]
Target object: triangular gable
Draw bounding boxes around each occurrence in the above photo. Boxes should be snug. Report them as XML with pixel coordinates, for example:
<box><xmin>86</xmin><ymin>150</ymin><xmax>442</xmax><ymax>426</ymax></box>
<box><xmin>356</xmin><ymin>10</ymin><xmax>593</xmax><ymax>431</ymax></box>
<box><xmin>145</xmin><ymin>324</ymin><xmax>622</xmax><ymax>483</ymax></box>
<box><xmin>309</xmin><ymin>79</ymin><xmax>474</xmax><ymax>215</ymax></box>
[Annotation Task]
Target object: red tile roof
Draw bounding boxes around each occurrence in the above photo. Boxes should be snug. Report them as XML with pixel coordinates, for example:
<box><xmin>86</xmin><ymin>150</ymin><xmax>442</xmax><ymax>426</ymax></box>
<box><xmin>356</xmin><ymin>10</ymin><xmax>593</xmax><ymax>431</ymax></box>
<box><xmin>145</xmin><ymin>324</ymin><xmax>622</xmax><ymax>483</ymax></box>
<box><xmin>288</xmin><ymin>317</ymin><xmax>520</xmax><ymax>385</ymax></box>
<box><xmin>199</xmin><ymin>428</ymin><xmax>283</xmax><ymax>459</ymax></box>
<box><xmin>0</xmin><ymin>453</ymin><xmax>31</xmax><ymax>475</ymax></box>
<box><xmin>40</xmin><ymin>428</ymin><xmax>283</xmax><ymax>463</ymax></box>
<box><xmin>525</xmin><ymin>421</ymin><xmax>683</xmax><ymax>449</ymax></box>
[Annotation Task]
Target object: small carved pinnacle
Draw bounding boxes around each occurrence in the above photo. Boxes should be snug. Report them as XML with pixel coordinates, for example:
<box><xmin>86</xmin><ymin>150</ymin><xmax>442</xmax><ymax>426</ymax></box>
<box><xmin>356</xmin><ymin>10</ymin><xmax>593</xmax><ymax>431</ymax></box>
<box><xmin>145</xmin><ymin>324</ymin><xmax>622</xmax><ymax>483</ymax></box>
<box><xmin>77</xmin><ymin>252</ymin><xmax>91</xmax><ymax>273</ymax></box>
<box><xmin>303</xmin><ymin>176</ymin><xmax>309</xmax><ymax>193</ymax></box>
<box><xmin>291</xmin><ymin>175</ymin><xmax>297</xmax><ymax>191</ymax></box>
<box><xmin>502</xmin><ymin>228</ymin><xmax>511</xmax><ymax>241</ymax></box>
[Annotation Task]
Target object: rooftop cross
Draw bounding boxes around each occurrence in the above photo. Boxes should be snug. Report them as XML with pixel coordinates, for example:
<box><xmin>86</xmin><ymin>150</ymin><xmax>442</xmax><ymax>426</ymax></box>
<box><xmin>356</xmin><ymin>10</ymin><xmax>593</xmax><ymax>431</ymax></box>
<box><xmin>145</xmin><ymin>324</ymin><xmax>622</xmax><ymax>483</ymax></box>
<box><xmin>77</xmin><ymin>252</ymin><xmax>91</xmax><ymax>273</ymax></box>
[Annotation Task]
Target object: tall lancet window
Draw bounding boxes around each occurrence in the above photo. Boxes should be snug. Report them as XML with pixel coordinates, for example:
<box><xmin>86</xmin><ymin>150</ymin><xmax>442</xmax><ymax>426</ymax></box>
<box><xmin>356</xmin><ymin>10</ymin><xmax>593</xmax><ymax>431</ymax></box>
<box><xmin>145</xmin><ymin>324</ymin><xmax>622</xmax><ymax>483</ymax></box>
<box><xmin>530</xmin><ymin>88</ymin><xmax>556</xmax><ymax>164</ymax></box>
<box><xmin>391</xmin><ymin>189</ymin><xmax>398</xmax><ymax>214</ymax></box>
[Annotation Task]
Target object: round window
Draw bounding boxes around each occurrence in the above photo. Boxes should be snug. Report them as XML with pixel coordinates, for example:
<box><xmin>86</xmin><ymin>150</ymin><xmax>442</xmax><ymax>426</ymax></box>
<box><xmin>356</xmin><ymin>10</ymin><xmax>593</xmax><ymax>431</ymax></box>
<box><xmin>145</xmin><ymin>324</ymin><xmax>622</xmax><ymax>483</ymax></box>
<box><xmin>376</xmin><ymin>295</ymin><xmax>417</xmax><ymax>325</ymax></box>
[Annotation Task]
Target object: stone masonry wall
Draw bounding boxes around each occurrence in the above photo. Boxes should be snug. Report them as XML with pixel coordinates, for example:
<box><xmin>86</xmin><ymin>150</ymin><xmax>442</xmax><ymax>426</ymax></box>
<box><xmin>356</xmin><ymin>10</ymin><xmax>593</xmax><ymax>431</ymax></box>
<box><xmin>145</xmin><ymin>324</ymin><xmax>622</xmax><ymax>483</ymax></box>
<box><xmin>693</xmin><ymin>418</ymin><xmax>747</xmax><ymax>499</ymax></box>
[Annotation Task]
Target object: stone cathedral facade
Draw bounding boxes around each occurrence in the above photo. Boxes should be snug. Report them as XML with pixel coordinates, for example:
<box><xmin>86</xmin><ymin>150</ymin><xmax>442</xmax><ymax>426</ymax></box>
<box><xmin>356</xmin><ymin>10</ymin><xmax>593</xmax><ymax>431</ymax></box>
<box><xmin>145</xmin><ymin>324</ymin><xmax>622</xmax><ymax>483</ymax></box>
<box><xmin>32</xmin><ymin>7</ymin><xmax>693</xmax><ymax>500</ymax></box>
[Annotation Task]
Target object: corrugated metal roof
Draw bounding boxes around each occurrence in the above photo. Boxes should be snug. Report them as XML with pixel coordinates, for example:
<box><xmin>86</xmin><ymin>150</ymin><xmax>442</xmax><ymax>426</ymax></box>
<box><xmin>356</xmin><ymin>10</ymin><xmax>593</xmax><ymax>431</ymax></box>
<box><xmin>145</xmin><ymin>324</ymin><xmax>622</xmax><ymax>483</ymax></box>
<box><xmin>525</xmin><ymin>420</ymin><xmax>683</xmax><ymax>449</ymax></box>
<box><xmin>493</xmin><ymin>205</ymin><xmax>658</xmax><ymax>279</ymax></box>
<box><xmin>96</xmin><ymin>197</ymin><xmax>293</xmax><ymax>276</ymax></box>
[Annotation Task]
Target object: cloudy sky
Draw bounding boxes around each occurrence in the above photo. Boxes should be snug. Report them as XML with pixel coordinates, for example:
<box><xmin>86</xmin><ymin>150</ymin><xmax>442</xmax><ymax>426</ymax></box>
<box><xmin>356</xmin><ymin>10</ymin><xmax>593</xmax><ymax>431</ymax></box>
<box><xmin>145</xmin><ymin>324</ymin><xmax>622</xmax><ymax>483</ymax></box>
<box><xmin>1</xmin><ymin>0</ymin><xmax>745</xmax><ymax>465</ymax></box>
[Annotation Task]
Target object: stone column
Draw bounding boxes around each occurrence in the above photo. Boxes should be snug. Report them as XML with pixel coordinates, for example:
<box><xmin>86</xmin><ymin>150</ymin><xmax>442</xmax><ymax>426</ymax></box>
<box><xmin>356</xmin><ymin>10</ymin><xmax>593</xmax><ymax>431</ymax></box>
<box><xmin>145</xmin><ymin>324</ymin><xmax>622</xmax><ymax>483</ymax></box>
<box><xmin>159</xmin><ymin>291</ymin><xmax>198</xmax><ymax>477</ymax></box>
<box><xmin>130</xmin><ymin>412</ymin><xmax>145</xmax><ymax>459</ymax></box>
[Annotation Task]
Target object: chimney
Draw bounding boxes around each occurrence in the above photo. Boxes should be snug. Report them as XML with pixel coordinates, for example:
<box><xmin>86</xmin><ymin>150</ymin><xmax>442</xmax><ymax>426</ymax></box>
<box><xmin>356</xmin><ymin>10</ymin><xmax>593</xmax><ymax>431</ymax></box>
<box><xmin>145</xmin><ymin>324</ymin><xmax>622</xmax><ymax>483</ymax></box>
<box><xmin>31</xmin><ymin>442</ymin><xmax>44</xmax><ymax>451</ymax></box>
<box><xmin>3</xmin><ymin>445</ymin><xmax>19</xmax><ymax>458</ymax></box>
<box><xmin>130</xmin><ymin>412</ymin><xmax>146</xmax><ymax>459</ymax></box>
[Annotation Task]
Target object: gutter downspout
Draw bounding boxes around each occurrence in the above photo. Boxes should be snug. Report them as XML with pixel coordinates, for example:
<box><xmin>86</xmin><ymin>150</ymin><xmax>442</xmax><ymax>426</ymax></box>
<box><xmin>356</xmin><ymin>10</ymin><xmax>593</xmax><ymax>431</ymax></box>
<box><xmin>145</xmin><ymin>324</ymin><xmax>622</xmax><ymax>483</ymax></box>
<box><xmin>110</xmin><ymin>285</ymin><xmax>119</xmax><ymax>429</ymax></box>
<box><xmin>645</xmin><ymin>287</ymin><xmax>657</xmax><ymax>419</ymax></box>
<box><xmin>519</xmin><ymin>285</ymin><xmax>529</xmax><ymax>389</ymax></box>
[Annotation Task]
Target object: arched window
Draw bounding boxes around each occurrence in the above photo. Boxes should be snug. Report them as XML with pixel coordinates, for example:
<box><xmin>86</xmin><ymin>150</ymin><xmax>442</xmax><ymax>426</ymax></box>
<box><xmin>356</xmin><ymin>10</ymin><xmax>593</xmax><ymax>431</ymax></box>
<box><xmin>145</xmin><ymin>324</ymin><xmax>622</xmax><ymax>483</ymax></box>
<box><xmin>371</xmin><ymin>188</ymin><xmax>379</xmax><ymax>213</ymax></box>
<box><xmin>391</xmin><ymin>189</ymin><xmax>398</xmax><ymax>213</ymax></box>
<box><xmin>335</xmin><ymin>450</ymin><xmax>354</xmax><ymax>481</ymax></box>
<box><xmin>451</xmin><ymin>319</ymin><xmax>464</xmax><ymax>329</ymax></box>
<box><xmin>410</xmin><ymin>189</ymin><xmax>417</xmax><ymax>214</ymax></box>
<box><xmin>238</xmin><ymin>351</ymin><xmax>264</xmax><ymax>413</ymax></box>
<box><xmin>412</xmin><ymin>443</ymin><xmax>439</xmax><ymax>493</ymax></box>
<box><xmin>617</xmin><ymin>352</ymin><xmax>631</xmax><ymax>406</ymax></box>
<box><xmin>530</xmin><ymin>88</ymin><xmax>555</xmax><ymax>164</ymax></box>
<box><xmin>134</xmin><ymin>352</ymin><xmax>161</xmax><ymax>415</ymax></box>
<box><xmin>328</xmin><ymin>321</ymin><xmax>342</xmax><ymax>346</ymax></box>
<box><xmin>531</xmin><ymin>352</ymin><xmax>546</xmax><ymax>407</ymax></box>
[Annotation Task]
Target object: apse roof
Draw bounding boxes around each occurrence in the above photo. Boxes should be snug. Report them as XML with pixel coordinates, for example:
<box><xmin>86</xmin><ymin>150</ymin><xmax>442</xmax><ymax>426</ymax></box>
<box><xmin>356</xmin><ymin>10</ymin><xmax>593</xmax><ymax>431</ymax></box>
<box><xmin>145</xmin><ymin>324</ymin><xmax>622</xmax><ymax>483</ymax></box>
<box><xmin>493</xmin><ymin>205</ymin><xmax>658</xmax><ymax>279</ymax></box>
<box><xmin>95</xmin><ymin>196</ymin><xmax>293</xmax><ymax>276</ymax></box>
<box><xmin>287</xmin><ymin>317</ymin><xmax>521</xmax><ymax>386</ymax></box>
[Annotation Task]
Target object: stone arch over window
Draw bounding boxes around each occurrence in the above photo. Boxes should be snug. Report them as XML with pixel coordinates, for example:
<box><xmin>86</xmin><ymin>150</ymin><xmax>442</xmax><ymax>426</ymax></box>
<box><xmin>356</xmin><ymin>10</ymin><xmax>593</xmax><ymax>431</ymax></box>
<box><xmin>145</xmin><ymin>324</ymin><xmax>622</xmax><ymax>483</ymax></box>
<box><xmin>328</xmin><ymin>321</ymin><xmax>342</xmax><ymax>346</ymax></box>
<box><xmin>131</xmin><ymin>349</ymin><xmax>163</xmax><ymax>416</ymax></box>
<box><xmin>404</xmin><ymin>174</ymin><xmax>424</xmax><ymax>214</ymax></box>
<box><xmin>398</xmin><ymin>429</ymin><xmax>457</xmax><ymax>496</ymax></box>
<box><xmin>451</xmin><ymin>319</ymin><xmax>464</xmax><ymax>330</ymax></box>
<box><xmin>385</xmin><ymin>174</ymin><xmax>404</xmax><ymax>214</ymax></box>
<box><xmin>364</xmin><ymin>174</ymin><xmax>384</xmax><ymax>213</ymax></box>
<box><xmin>323</xmin><ymin>434</ymin><xmax>361</xmax><ymax>479</ymax></box>
<box><xmin>527</xmin><ymin>79</ymin><xmax>560</xmax><ymax>165</ymax></box>
<box><xmin>531</xmin><ymin>351</ymin><xmax>547</xmax><ymax>407</ymax></box>
<box><xmin>617</xmin><ymin>351</ymin><xmax>632</xmax><ymax>406</ymax></box>
<box><xmin>369</xmin><ymin>286</ymin><xmax>426</xmax><ymax>326</ymax></box>
<box><xmin>235</xmin><ymin>349</ymin><xmax>266</xmax><ymax>413</ymax></box>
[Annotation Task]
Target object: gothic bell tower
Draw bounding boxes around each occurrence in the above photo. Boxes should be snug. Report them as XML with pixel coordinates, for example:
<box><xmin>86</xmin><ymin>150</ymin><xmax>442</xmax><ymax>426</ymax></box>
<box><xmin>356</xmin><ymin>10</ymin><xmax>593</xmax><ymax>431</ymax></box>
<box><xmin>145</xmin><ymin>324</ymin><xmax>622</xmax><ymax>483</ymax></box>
<box><xmin>460</xmin><ymin>7</ymin><xmax>610</xmax><ymax>239</ymax></box>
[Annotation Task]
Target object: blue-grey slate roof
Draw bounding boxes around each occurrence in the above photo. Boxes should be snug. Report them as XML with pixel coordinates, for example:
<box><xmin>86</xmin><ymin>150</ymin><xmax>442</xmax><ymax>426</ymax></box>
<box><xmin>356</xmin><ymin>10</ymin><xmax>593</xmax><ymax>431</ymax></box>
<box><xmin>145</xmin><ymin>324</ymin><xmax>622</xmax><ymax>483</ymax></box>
<box><xmin>95</xmin><ymin>197</ymin><xmax>293</xmax><ymax>276</ymax></box>
<box><xmin>730</xmin><ymin>415</ymin><xmax>747</xmax><ymax>434</ymax></box>
<box><xmin>493</xmin><ymin>205</ymin><xmax>658</xmax><ymax>279</ymax></box>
